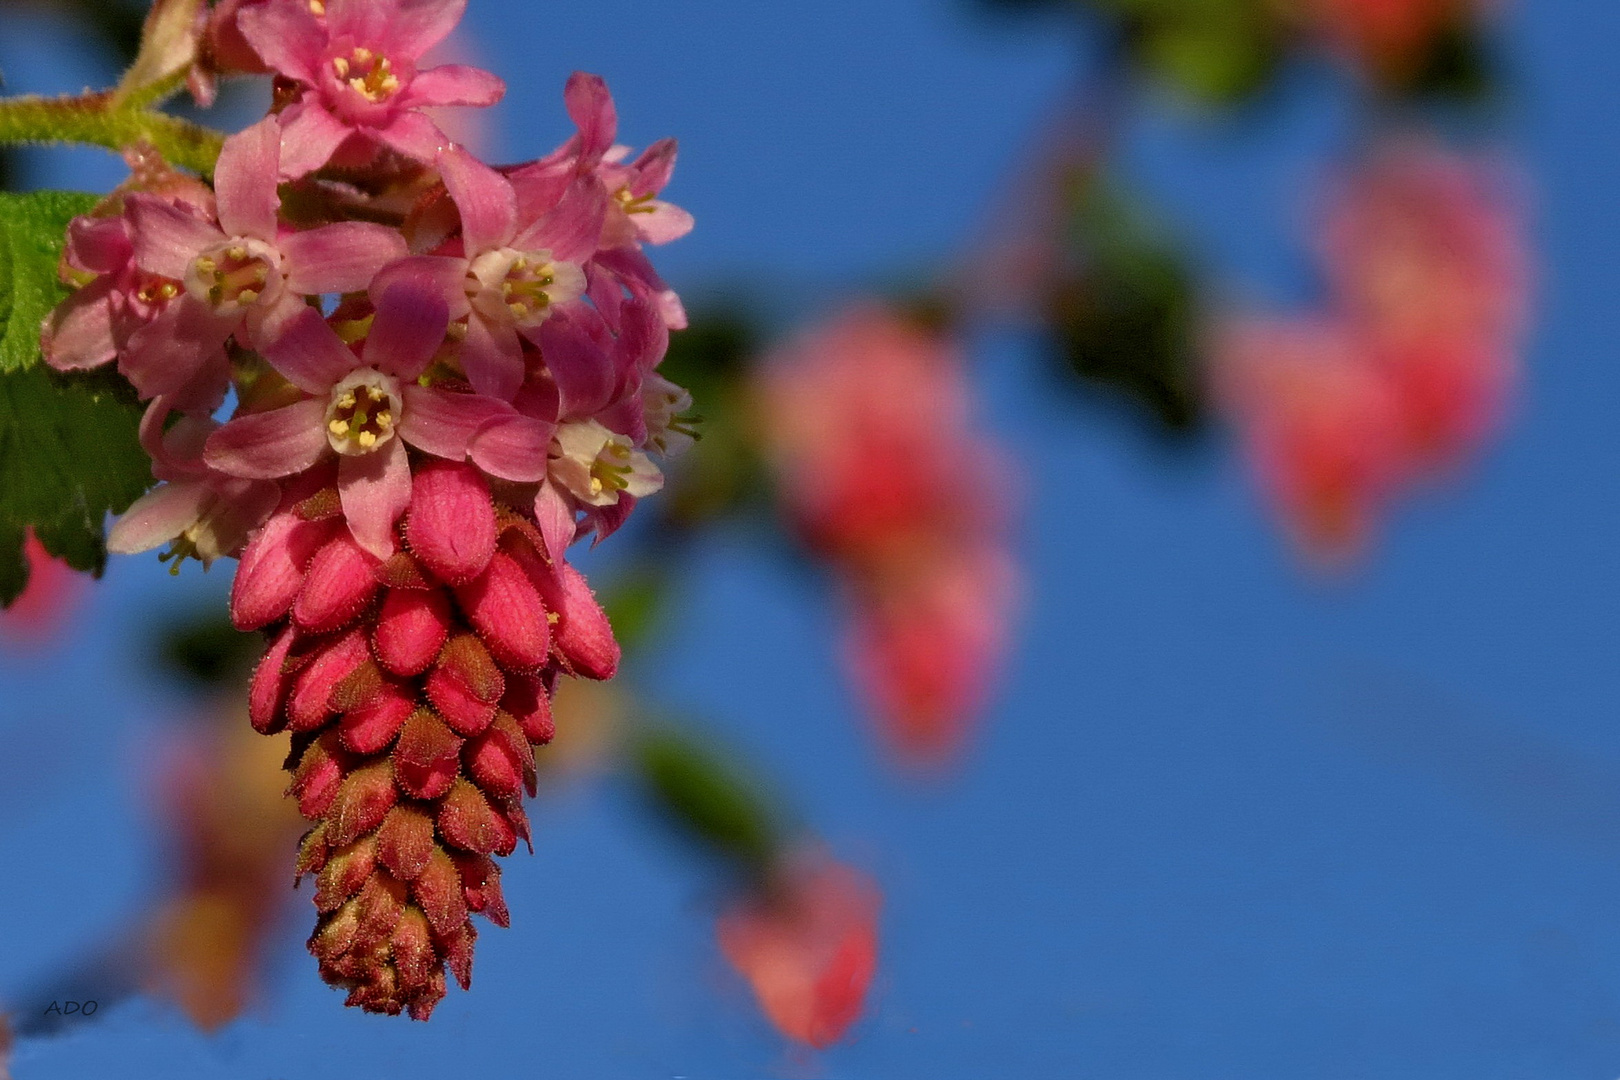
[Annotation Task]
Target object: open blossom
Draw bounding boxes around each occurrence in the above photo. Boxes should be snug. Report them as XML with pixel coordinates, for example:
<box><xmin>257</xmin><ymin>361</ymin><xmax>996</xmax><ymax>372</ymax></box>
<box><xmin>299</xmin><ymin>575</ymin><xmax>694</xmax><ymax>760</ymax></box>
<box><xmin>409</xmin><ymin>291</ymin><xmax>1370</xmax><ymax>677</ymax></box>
<box><xmin>118</xmin><ymin>116</ymin><xmax>407</xmax><ymax>408</ymax></box>
<box><xmin>45</xmin><ymin>31</ymin><xmax>692</xmax><ymax>1016</ymax></box>
<box><xmin>761</xmin><ymin>307</ymin><xmax>1019</xmax><ymax>769</ymax></box>
<box><xmin>237</xmin><ymin>0</ymin><xmax>504</xmax><ymax>177</ymax></box>
<box><xmin>718</xmin><ymin>852</ymin><xmax>881</xmax><ymax>1049</ymax></box>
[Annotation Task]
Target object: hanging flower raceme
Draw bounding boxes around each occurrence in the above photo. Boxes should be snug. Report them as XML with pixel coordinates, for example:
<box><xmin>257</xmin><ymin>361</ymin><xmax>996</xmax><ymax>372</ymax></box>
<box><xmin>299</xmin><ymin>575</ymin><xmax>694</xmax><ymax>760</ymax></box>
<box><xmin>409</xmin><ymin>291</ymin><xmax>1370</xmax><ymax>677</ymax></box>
<box><xmin>42</xmin><ymin>36</ymin><xmax>693</xmax><ymax>1016</ymax></box>
<box><xmin>759</xmin><ymin>306</ymin><xmax>1019</xmax><ymax>770</ymax></box>
<box><xmin>1215</xmin><ymin>139</ymin><xmax>1529</xmax><ymax>566</ymax></box>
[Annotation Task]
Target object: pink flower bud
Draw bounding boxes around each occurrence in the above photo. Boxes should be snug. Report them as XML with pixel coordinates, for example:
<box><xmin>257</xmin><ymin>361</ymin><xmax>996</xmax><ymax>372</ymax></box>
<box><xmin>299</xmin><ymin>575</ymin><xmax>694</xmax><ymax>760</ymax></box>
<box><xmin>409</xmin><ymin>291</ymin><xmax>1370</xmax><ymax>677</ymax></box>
<box><xmin>412</xmin><ymin>847</ymin><xmax>470</xmax><ymax>940</ymax></box>
<box><xmin>500</xmin><ymin>674</ymin><xmax>555</xmax><ymax>745</ymax></box>
<box><xmin>405</xmin><ymin>462</ymin><xmax>497</xmax><ymax>585</ymax></box>
<box><xmin>451</xmin><ymin>853</ymin><xmax>510</xmax><ymax>928</ymax></box>
<box><xmin>289</xmin><ymin>630</ymin><xmax>372</xmax><ymax>732</ymax></box>
<box><xmin>294</xmin><ymin>530</ymin><xmax>382</xmax><ymax>632</ymax></box>
<box><xmin>535</xmin><ymin>560</ymin><xmax>620</xmax><ymax>680</ymax></box>
<box><xmin>437</xmin><ymin>779</ymin><xmax>512</xmax><ymax>856</ymax></box>
<box><xmin>376</xmin><ymin>805</ymin><xmax>437</xmax><ymax>882</ymax></box>
<box><xmin>249</xmin><ymin>623</ymin><xmax>299</xmax><ymax>734</ymax></box>
<box><xmin>326</xmin><ymin>761</ymin><xmax>398</xmax><ymax>848</ymax></box>
<box><xmin>372</xmin><ymin>587</ymin><xmax>453</xmax><ymax>677</ymax></box>
<box><xmin>454</xmin><ymin>551</ymin><xmax>552</xmax><ymax>672</ymax></box>
<box><xmin>315</xmin><ymin>836</ymin><xmax>378</xmax><ymax>913</ymax></box>
<box><xmin>232</xmin><ymin>513</ymin><xmax>334</xmax><ymax>630</ymax></box>
<box><xmin>425</xmin><ymin>635</ymin><xmax>504</xmax><ymax>736</ymax></box>
<box><xmin>393</xmin><ymin>709</ymin><xmax>464</xmax><ymax>801</ymax></box>
<box><xmin>338</xmin><ymin>682</ymin><xmax>415</xmax><ymax>755</ymax></box>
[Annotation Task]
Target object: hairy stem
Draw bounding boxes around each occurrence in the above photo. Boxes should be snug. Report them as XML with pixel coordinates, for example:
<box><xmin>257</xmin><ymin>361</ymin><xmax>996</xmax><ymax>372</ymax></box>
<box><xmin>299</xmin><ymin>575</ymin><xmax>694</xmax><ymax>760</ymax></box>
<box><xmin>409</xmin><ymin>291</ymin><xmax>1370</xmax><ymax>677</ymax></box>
<box><xmin>0</xmin><ymin>93</ymin><xmax>224</xmax><ymax>176</ymax></box>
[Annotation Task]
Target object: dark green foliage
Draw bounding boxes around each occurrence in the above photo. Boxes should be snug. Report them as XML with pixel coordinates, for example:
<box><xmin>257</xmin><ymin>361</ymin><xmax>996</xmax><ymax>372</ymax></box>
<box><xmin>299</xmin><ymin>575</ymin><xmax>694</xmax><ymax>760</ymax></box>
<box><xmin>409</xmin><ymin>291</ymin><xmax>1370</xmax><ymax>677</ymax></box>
<box><xmin>0</xmin><ymin>190</ymin><xmax>153</xmax><ymax>604</ymax></box>
<box><xmin>633</xmin><ymin>727</ymin><xmax>783</xmax><ymax>879</ymax></box>
<box><xmin>156</xmin><ymin>610</ymin><xmax>261</xmax><ymax>689</ymax></box>
<box><xmin>1048</xmin><ymin>170</ymin><xmax>1206</xmax><ymax>435</ymax></box>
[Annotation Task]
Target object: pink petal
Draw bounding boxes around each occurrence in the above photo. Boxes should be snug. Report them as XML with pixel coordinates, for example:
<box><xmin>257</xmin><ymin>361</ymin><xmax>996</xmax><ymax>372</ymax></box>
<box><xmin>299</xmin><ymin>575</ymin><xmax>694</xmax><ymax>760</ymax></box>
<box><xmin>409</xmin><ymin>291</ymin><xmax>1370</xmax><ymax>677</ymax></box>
<box><xmin>236</xmin><ymin>0</ymin><xmax>325</xmax><ymax>83</ymax></box>
<box><xmin>461</xmin><ymin>313</ymin><xmax>525</xmax><ymax>401</ymax></box>
<box><xmin>405</xmin><ymin>461</ymin><xmax>496</xmax><ymax>584</ymax></box>
<box><xmin>65</xmin><ymin>216</ymin><xmax>133</xmax><ymax>275</ymax></box>
<box><xmin>507</xmin><ymin>160</ymin><xmax>571</xmax><ymax>225</ymax></box>
<box><xmin>277</xmin><ymin>101</ymin><xmax>355</xmax><ymax>179</ymax></box>
<box><xmin>532</xmin><ymin>481</ymin><xmax>575</xmax><ymax>564</ymax></box>
<box><xmin>339</xmin><ymin>438</ymin><xmax>412</xmax><ymax>559</ymax></box>
<box><xmin>630</xmin><ymin>138</ymin><xmax>679</xmax><ymax>196</ymax></box>
<box><xmin>438</xmin><ymin>146</ymin><xmax>517</xmax><ymax>257</ymax></box>
<box><xmin>639</xmin><ymin>202</ymin><xmax>695</xmax><ymax>246</ymax></box>
<box><xmin>106</xmin><ymin>481</ymin><xmax>211</xmax><ymax>554</ymax></box>
<box><xmin>537</xmin><ymin>311</ymin><xmax>615</xmax><ymax>417</ymax></box>
<box><xmin>215</xmin><ymin>117</ymin><xmax>282</xmax><ymax>242</ymax></box>
<box><xmin>258</xmin><ymin>305</ymin><xmax>361</xmax><ymax>394</ymax></box>
<box><xmin>205</xmin><ymin>399</ymin><xmax>330</xmax><ymax>479</ymax></box>
<box><xmin>281</xmin><ymin>221</ymin><xmax>409</xmax><ymax>295</ymax></box>
<box><xmin>513</xmin><ymin>177</ymin><xmax>607</xmax><ymax>264</ymax></box>
<box><xmin>563</xmin><ymin>72</ymin><xmax>617</xmax><ymax>165</ymax></box>
<box><xmin>403</xmin><ymin>65</ymin><xmax>505</xmax><ymax>109</ymax></box>
<box><xmin>120</xmin><ymin>300</ymin><xmax>235</xmax><ymax>400</ymax></box>
<box><xmin>42</xmin><ymin>278</ymin><xmax>118</xmax><ymax>371</ymax></box>
<box><xmin>127</xmin><ymin>195</ymin><xmax>222</xmax><ymax>279</ymax></box>
<box><xmin>382</xmin><ymin>0</ymin><xmax>467</xmax><ymax>57</ymax></box>
<box><xmin>468</xmin><ymin>415</ymin><xmax>552</xmax><ymax>483</ymax></box>
<box><xmin>365</xmin><ymin>273</ymin><xmax>450</xmax><ymax>380</ymax></box>
<box><xmin>372</xmin><ymin>255</ymin><xmax>470</xmax><ymax>319</ymax></box>
<box><xmin>398</xmin><ymin>384</ymin><xmax>514</xmax><ymax>459</ymax></box>
<box><xmin>371</xmin><ymin>110</ymin><xmax>452</xmax><ymax>163</ymax></box>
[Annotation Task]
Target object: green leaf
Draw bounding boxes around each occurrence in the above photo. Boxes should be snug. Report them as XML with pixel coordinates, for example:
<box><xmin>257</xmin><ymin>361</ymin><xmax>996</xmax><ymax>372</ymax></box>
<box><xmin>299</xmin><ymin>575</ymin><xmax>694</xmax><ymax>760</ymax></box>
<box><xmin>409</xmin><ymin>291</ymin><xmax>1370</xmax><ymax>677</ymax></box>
<box><xmin>0</xmin><ymin>190</ymin><xmax>99</xmax><ymax>373</ymax></box>
<box><xmin>632</xmin><ymin>727</ymin><xmax>785</xmax><ymax>878</ymax></box>
<box><xmin>0</xmin><ymin>190</ymin><xmax>152</xmax><ymax>605</ymax></box>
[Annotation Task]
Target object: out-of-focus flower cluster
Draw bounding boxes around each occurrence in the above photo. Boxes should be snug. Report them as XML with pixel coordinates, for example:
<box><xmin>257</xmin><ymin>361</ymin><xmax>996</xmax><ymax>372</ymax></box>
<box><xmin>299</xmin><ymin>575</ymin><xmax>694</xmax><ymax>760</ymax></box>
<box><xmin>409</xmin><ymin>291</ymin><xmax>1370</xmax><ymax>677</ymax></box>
<box><xmin>1215</xmin><ymin>141</ymin><xmax>1527</xmax><ymax>565</ymax></box>
<box><xmin>760</xmin><ymin>307</ymin><xmax>1019</xmax><ymax>768</ymax></box>
<box><xmin>41</xmin><ymin>0</ymin><xmax>693</xmax><ymax>1019</ymax></box>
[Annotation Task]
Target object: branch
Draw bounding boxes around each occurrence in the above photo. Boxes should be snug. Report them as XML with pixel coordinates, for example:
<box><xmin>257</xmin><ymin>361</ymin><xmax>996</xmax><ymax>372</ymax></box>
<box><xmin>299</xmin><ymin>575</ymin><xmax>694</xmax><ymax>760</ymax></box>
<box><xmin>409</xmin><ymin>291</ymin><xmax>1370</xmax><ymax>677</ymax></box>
<box><xmin>0</xmin><ymin>93</ymin><xmax>224</xmax><ymax>176</ymax></box>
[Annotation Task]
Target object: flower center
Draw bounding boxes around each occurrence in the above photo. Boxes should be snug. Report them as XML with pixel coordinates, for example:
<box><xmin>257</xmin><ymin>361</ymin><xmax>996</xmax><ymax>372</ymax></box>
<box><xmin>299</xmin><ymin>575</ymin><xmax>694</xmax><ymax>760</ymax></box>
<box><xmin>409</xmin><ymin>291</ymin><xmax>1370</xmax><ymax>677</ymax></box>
<box><xmin>587</xmin><ymin>439</ymin><xmax>635</xmax><ymax>498</ymax></box>
<box><xmin>614</xmin><ymin>188</ymin><xmax>659</xmax><ymax>215</ymax></box>
<box><xmin>332</xmin><ymin>47</ymin><xmax>401</xmax><ymax>103</ymax></box>
<box><xmin>468</xmin><ymin>249</ymin><xmax>585</xmax><ymax>327</ymax></box>
<box><xmin>325</xmin><ymin>370</ymin><xmax>402</xmax><ymax>455</ymax></box>
<box><xmin>186</xmin><ymin>240</ymin><xmax>278</xmax><ymax>312</ymax></box>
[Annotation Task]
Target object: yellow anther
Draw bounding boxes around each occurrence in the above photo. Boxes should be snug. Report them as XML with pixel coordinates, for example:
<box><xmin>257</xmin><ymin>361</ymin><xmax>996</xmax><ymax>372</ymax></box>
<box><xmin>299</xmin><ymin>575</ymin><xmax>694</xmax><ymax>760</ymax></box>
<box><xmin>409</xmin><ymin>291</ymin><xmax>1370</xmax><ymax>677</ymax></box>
<box><xmin>238</xmin><ymin>289</ymin><xmax>259</xmax><ymax>304</ymax></box>
<box><xmin>357</xmin><ymin>431</ymin><xmax>377</xmax><ymax>448</ymax></box>
<box><xmin>376</xmin><ymin>413</ymin><xmax>394</xmax><ymax>429</ymax></box>
<box><xmin>337</xmin><ymin>393</ymin><xmax>356</xmax><ymax>409</ymax></box>
<box><xmin>333</xmin><ymin>56</ymin><xmax>350</xmax><ymax>77</ymax></box>
<box><xmin>353</xmin><ymin>47</ymin><xmax>373</xmax><ymax>63</ymax></box>
<box><xmin>329</xmin><ymin>419</ymin><xmax>350</xmax><ymax>435</ymax></box>
<box><xmin>194</xmin><ymin>257</ymin><xmax>216</xmax><ymax>273</ymax></box>
<box><xmin>309</xmin><ymin>0</ymin><xmax>325</xmax><ymax>14</ymax></box>
<box><xmin>227</xmin><ymin>246</ymin><xmax>248</xmax><ymax>261</ymax></box>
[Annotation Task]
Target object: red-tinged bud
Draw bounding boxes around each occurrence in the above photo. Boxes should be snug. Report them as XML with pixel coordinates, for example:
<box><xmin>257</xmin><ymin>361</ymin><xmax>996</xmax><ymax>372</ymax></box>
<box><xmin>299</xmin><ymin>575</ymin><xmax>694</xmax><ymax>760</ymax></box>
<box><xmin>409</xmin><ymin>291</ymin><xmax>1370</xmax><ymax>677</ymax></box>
<box><xmin>392</xmin><ymin>907</ymin><xmax>437</xmax><ymax>992</ymax></box>
<box><xmin>408</xmin><ymin>970</ymin><xmax>448</xmax><ymax>1021</ymax></box>
<box><xmin>455</xmin><ymin>552</ymin><xmax>551</xmax><ymax>671</ymax></box>
<box><xmin>393</xmin><ymin>709</ymin><xmax>464</xmax><ymax>801</ymax></box>
<box><xmin>288</xmin><ymin>631</ymin><xmax>371</xmax><ymax>732</ymax></box>
<box><xmin>310</xmin><ymin>901</ymin><xmax>362</xmax><ymax>963</ymax></box>
<box><xmin>289</xmin><ymin>735</ymin><xmax>345</xmax><ymax>819</ymax></box>
<box><xmin>315</xmin><ymin>836</ymin><xmax>377</xmax><ymax>913</ymax></box>
<box><xmin>338</xmin><ymin>683</ymin><xmax>414</xmax><ymax>754</ymax></box>
<box><xmin>296</xmin><ymin>487</ymin><xmax>343</xmax><ymax>521</ymax></box>
<box><xmin>233</xmin><ymin>513</ymin><xmax>334</xmax><ymax>631</ymax></box>
<box><xmin>326</xmin><ymin>761</ymin><xmax>398</xmax><ymax>848</ymax></box>
<box><xmin>296</xmin><ymin>822</ymin><xmax>330</xmax><ymax>880</ymax></box>
<box><xmin>373</xmin><ymin>588</ymin><xmax>452</xmax><ymax>676</ymax></box>
<box><xmin>351</xmin><ymin>872</ymin><xmax>408</xmax><ymax>952</ymax></box>
<box><xmin>412</xmin><ymin>847</ymin><xmax>469</xmax><ymax>939</ymax></box>
<box><xmin>501</xmin><ymin>675</ymin><xmax>555</xmax><ymax>745</ymax></box>
<box><xmin>249</xmin><ymin>624</ymin><xmax>298</xmax><ymax>734</ymax></box>
<box><xmin>439</xmin><ymin>923</ymin><xmax>476</xmax><ymax>991</ymax></box>
<box><xmin>437</xmin><ymin>779</ymin><xmax>510</xmax><ymax>856</ymax></box>
<box><xmin>405</xmin><ymin>462</ymin><xmax>497</xmax><ymax>585</ymax></box>
<box><xmin>330</xmin><ymin>658</ymin><xmax>385</xmax><ymax>714</ymax></box>
<box><xmin>536</xmin><ymin>561</ymin><xmax>620</xmax><ymax>680</ymax></box>
<box><xmin>425</xmin><ymin>635</ymin><xmax>504</xmax><ymax>737</ymax></box>
<box><xmin>464</xmin><ymin>715</ymin><xmax>532</xmax><ymax>802</ymax></box>
<box><xmin>294</xmin><ymin>531</ymin><xmax>382</xmax><ymax>632</ymax></box>
<box><xmin>375</xmin><ymin>550</ymin><xmax>432</xmax><ymax>590</ymax></box>
<box><xmin>376</xmin><ymin>804</ymin><xmax>436</xmax><ymax>881</ymax></box>
<box><xmin>451</xmin><ymin>853</ymin><xmax>509</xmax><ymax>928</ymax></box>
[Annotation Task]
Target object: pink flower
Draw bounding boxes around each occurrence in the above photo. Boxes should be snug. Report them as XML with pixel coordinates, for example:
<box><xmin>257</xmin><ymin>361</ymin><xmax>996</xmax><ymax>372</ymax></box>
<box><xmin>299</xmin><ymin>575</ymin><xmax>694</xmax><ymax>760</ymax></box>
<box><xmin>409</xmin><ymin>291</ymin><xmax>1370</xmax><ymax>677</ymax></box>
<box><xmin>1214</xmin><ymin>318</ymin><xmax>1408</xmax><ymax>566</ymax></box>
<box><xmin>203</xmin><ymin>272</ymin><xmax>502</xmax><ymax>558</ymax></box>
<box><xmin>122</xmin><ymin>116</ymin><xmax>408</xmax><ymax>408</ymax></box>
<box><xmin>388</xmin><ymin>143</ymin><xmax>592</xmax><ymax>399</ymax></box>
<box><xmin>1319</xmin><ymin>142</ymin><xmax>1527</xmax><ymax>349</ymax></box>
<box><xmin>237</xmin><ymin>0</ymin><xmax>504</xmax><ymax>177</ymax></box>
<box><xmin>109</xmin><ymin>398</ymin><xmax>281</xmax><ymax>569</ymax></box>
<box><xmin>717</xmin><ymin>852</ymin><xmax>881</xmax><ymax>1049</ymax></box>
<box><xmin>760</xmin><ymin>307</ymin><xmax>1019</xmax><ymax>767</ymax></box>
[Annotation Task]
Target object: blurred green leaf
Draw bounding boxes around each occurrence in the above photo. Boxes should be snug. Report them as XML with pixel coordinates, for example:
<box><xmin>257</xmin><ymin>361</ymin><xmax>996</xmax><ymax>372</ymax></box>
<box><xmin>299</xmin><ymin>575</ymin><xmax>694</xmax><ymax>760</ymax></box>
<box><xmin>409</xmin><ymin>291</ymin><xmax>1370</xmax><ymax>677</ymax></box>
<box><xmin>156</xmin><ymin>609</ymin><xmax>261</xmax><ymax>689</ymax></box>
<box><xmin>632</xmin><ymin>726</ymin><xmax>784</xmax><ymax>877</ymax></box>
<box><xmin>0</xmin><ymin>190</ymin><xmax>96</xmax><ymax>373</ymax></box>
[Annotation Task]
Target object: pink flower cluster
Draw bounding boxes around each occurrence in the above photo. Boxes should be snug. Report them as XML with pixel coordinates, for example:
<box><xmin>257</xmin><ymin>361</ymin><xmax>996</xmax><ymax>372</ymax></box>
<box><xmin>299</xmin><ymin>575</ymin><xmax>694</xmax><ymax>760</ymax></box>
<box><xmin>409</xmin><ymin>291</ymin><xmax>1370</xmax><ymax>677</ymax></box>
<box><xmin>1215</xmin><ymin>142</ymin><xmax>1526</xmax><ymax>565</ymax></box>
<box><xmin>760</xmin><ymin>307</ymin><xmax>1018</xmax><ymax>769</ymax></box>
<box><xmin>44</xmin><ymin>0</ymin><xmax>693</xmax><ymax>1018</ymax></box>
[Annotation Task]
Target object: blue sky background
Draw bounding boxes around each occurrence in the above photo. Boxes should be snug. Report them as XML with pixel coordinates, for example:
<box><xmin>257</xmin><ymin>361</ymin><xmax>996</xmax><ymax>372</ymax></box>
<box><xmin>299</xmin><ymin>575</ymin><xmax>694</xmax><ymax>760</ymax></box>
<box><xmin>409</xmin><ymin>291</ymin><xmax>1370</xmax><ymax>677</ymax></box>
<box><xmin>3</xmin><ymin>1</ymin><xmax>1620</xmax><ymax>1077</ymax></box>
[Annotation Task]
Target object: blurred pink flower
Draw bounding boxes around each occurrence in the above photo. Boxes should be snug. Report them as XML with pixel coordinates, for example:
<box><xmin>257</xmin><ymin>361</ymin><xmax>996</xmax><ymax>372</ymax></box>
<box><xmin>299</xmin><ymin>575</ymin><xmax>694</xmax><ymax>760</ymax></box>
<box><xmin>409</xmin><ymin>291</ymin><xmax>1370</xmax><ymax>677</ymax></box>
<box><xmin>1215</xmin><ymin>318</ymin><xmax>1408</xmax><ymax>566</ymax></box>
<box><xmin>717</xmin><ymin>853</ymin><xmax>881</xmax><ymax>1049</ymax></box>
<box><xmin>760</xmin><ymin>306</ymin><xmax>1019</xmax><ymax>768</ymax></box>
<box><xmin>1</xmin><ymin>532</ymin><xmax>85</xmax><ymax>646</ymax></box>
